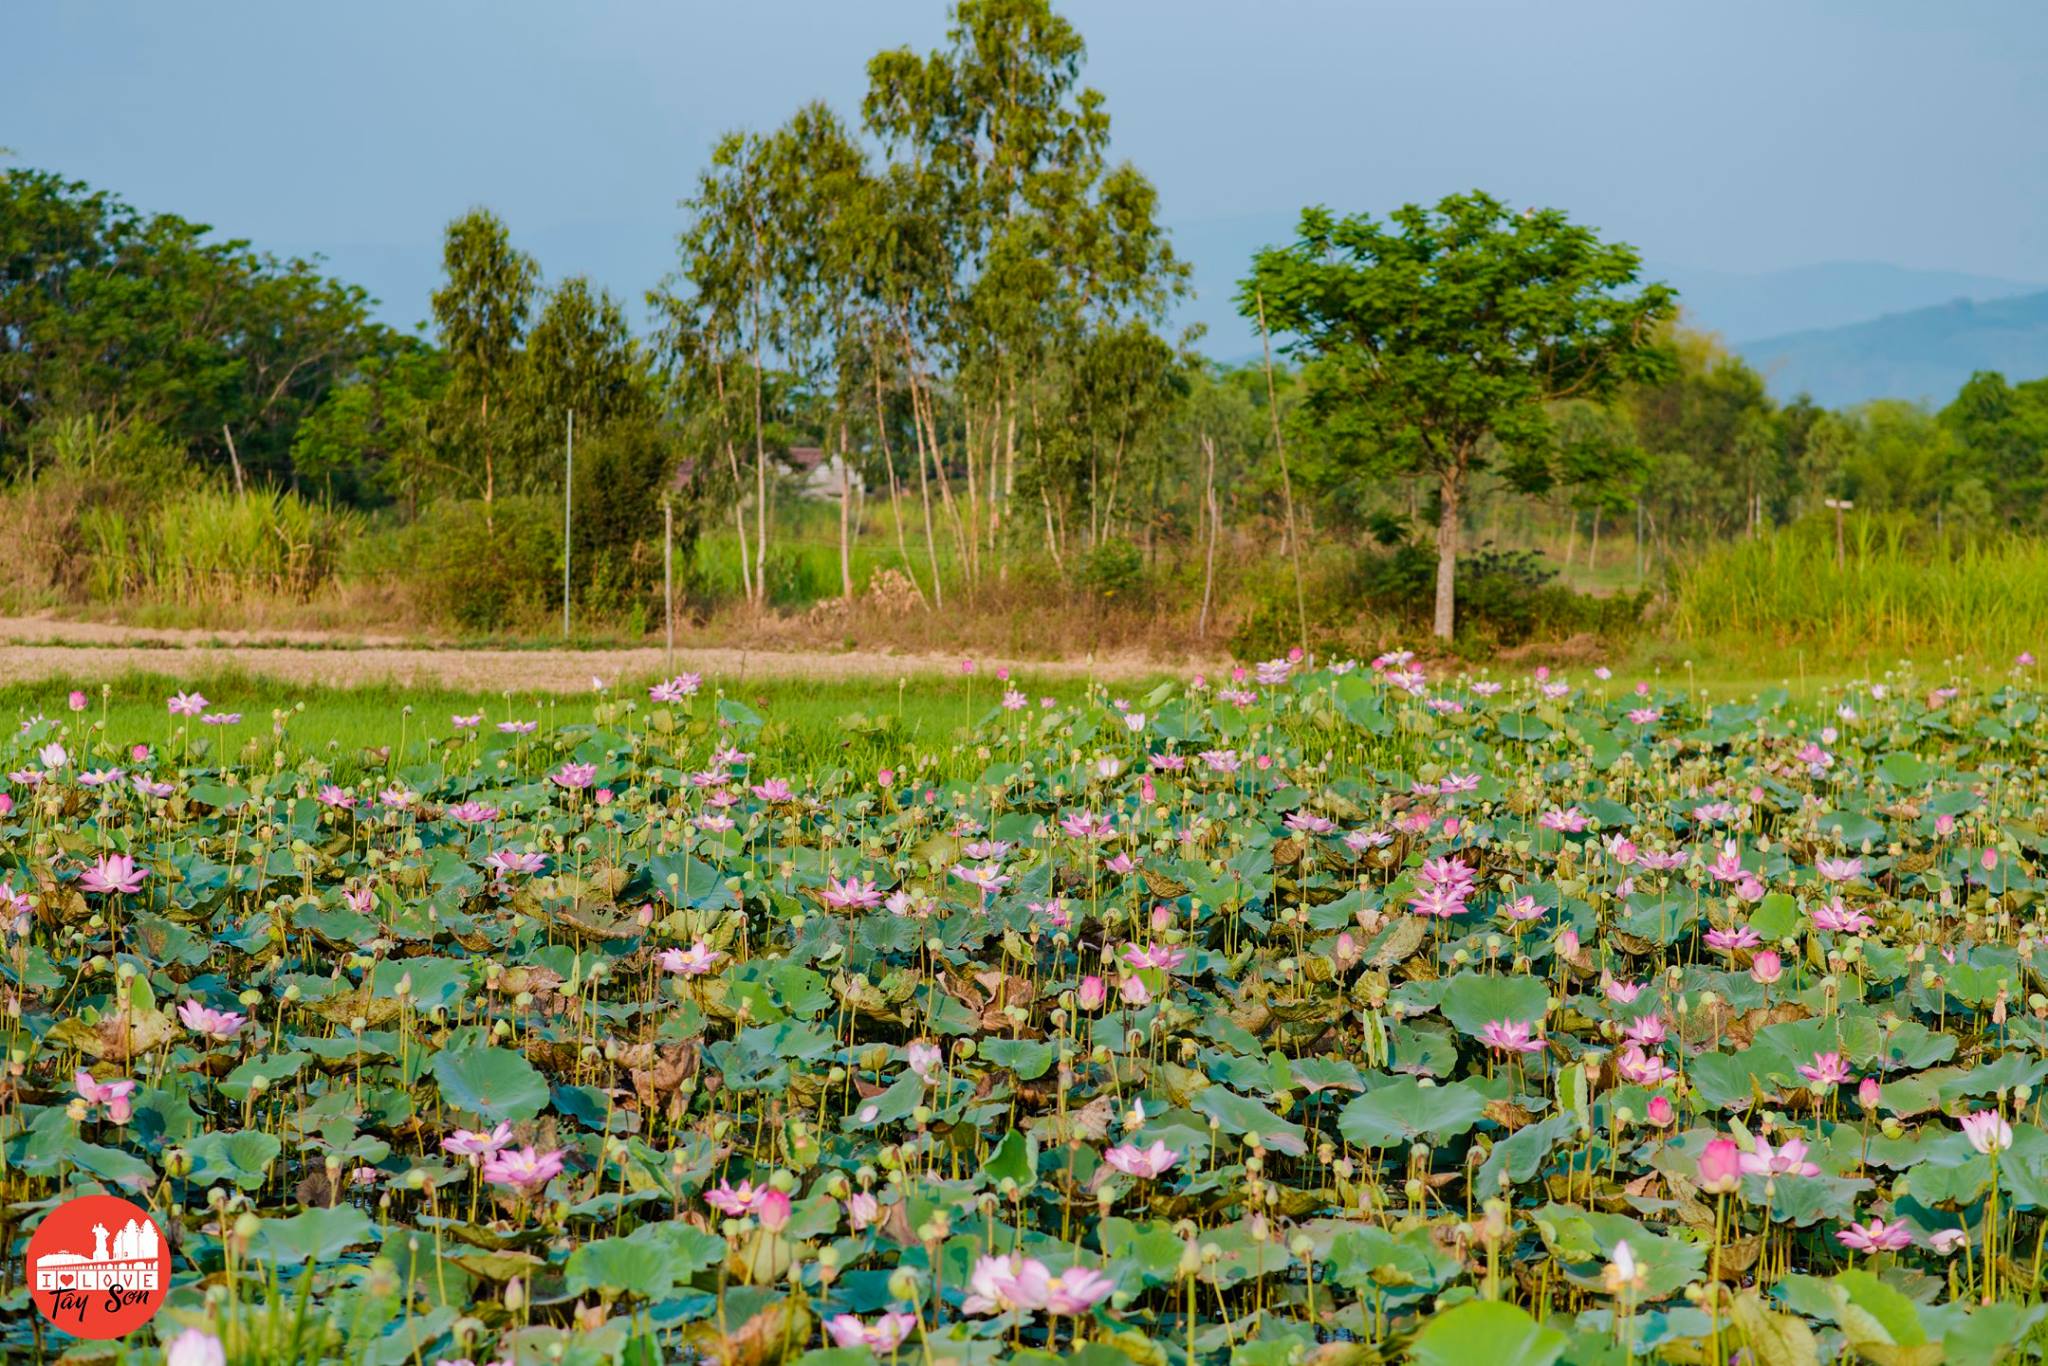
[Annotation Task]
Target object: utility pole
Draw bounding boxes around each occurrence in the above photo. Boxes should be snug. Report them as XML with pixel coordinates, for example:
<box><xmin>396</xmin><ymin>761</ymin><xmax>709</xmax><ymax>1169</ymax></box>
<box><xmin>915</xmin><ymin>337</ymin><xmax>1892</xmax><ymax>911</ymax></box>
<box><xmin>563</xmin><ymin>410</ymin><xmax>574</xmax><ymax>639</ymax></box>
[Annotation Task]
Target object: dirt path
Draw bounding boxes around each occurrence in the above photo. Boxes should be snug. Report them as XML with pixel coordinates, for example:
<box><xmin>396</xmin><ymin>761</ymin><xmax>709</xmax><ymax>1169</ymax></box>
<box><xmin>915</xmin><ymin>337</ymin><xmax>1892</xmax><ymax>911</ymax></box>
<box><xmin>0</xmin><ymin>615</ymin><xmax>1211</xmax><ymax>692</ymax></box>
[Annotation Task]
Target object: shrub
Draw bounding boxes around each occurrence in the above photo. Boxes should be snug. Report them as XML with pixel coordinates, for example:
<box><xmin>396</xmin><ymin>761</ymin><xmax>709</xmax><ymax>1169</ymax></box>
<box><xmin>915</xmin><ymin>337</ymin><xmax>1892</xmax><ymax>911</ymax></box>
<box><xmin>399</xmin><ymin>496</ymin><xmax>560</xmax><ymax>633</ymax></box>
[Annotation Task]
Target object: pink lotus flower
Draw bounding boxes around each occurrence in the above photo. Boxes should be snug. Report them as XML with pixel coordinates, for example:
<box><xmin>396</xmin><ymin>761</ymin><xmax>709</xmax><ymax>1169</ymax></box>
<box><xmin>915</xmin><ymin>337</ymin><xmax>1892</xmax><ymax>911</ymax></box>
<box><xmin>950</xmin><ymin>863</ymin><xmax>1011</xmax><ymax>895</ymax></box>
<box><xmin>497</xmin><ymin>720</ymin><xmax>537</xmax><ymax>735</ymax></box>
<box><xmin>442</xmin><ymin>1122</ymin><xmax>514</xmax><ymax>1158</ymax></box>
<box><xmin>846</xmin><ymin>1192</ymin><xmax>880</xmax><ymax>1230</ymax></box>
<box><xmin>704</xmin><ymin>1179</ymin><xmax>776</xmax><ymax>1217</ymax></box>
<box><xmin>1704</xmin><ymin>925</ymin><xmax>1761</xmax><ymax>953</ymax></box>
<box><xmin>657</xmin><ymin>940</ymin><xmax>722</xmax><ymax>975</ymax></box>
<box><xmin>1697</xmin><ymin>1138</ymin><xmax>1743</xmax><ymax>1193</ymax></box>
<box><xmin>1837</xmin><ymin>1218</ymin><xmax>1913</xmax><ymax>1253</ymax></box>
<box><xmin>751</xmin><ymin>777</ymin><xmax>794</xmax><ymax>802</ymax></box>
<box><xmin>444</xmin><ymin>801</ymin><xmax>499</xmax><ymax>824</ymax></box>
<box><xmin>1043</xmin><ymin>1265</ymin><xmax>1116</xmax><ymax>1316</ymax></box>
<box><xmin>550</xmin><ymin>761</ymin><xmax>597</xmax><ymax>790</ymax></box>
<box><xmin>1646</xmin><ymin>1095</ymin><xmax>1675</xmax><ymax>1128</ymax></box>
<box><xmin>75</xmin><ymin>1070</ymin><xmax>137</xmax><ymax>1123</ymax></box>
<box><xmin>318</xmin><ymin>784</ymin><xmax>357</xmax><ymax>810</ymax></box>
<box><xmin>177</xmin><ymin>999</ymin><xmax>246</xmax><ymax>1042</ymax></box>
<box><xmin>1930</xmin><ymin>1228</ymin><xmax>1968</xmax><ymax>1255</ymax></box>
<box><xmin>1539</xmin><ymin>806</ymin><xmax>1589</xmax><ymax>832</ymax></box>
<box><xmin>67</xmin><ymin>690</ymin><xmax>88</xmax><ymax>712</ymax></box>
<box><xmin>1118</xmin><ymin>975</ymin><xmax>1152</xmax><ymax>1006</ymax></box>
<box><xmin>485</xmin><ymin>849</ymin><xmax>546</xmax><ymax>876</ymax></box>
<box><xmin>1060</xmin><ymin>810</ymin><xmax>1115</xmax><ymax>841</ymax></box>
<box><xmin>1615</xmin><ymin>1045</ymin><xmax>1674</xmax><ymax>1086</ymax></box>
<box><xmin>825</xmin><ymin>1313</ymin><xmax>916</xmax><ymax>1352</ymax></box>
<box><xmin>1284</xmin><ymin>810</ymin><xmax>1336</xmax><ymax>835</ymax></box>
<box><xmin>1859</xmin><ymin>1076</ymin><xmax>1882</xmax><ymax>1109</ymax></box>
<box><xmin>1798</xmin><ymin>1051</ymin><xmax>1852</xmax><ymax>1086</ymax></box>
<box><xmin>1121</xmin><ymin>943</ymin><xmax>1187</xmax><ymax>972</ymax></box>
<box><xmin>1104</xmin><ymin>1141</ymin><xmax>1181</xmax><ymax>1179</ymax></box>
<box><xmin>1480</xmin><ymin>1019</ymin><xmax>1545</xmax><ymax>1054</ymax></box>
<box><xmin>1076</xmin><ymin>976</ymin><xmax>1107</xmax><ymax>1010</ymax></box>
<box><xmin>1817</xmin><ymin>856</ymin><xmax>1863</xmax><ymax>882</ymax></box>
<box><xmin>755</xmin><ymin>1187</ymin><xmax>791</xmax><ymax>1231</ymax></box>
<box><xmin>451</xmin><ymin>713</ymin><xmax>482</xmax><ymax>730</ymax></box>
<box><xmin>1750</xmin><ymin>950</ymin><xmax>1783</xmax><ymax>984</ymax></box>
<box><xmin>1961</xmin><ymin>1110</ymin><xmax>2014</xmax><ymax>1154</ymax></box>
<box><xmin>79</xmin><ymin>852</ymin><xmax>147</xmax><ymax>895</ymax></box>
<box><xmin>822</xmin><ymin>874</ymin><xmax>884</xmax><ymax>910</ymax></box>
<box><xmin>962</xmin><ymin>1254</ymin><xmax>1051</xmax><ymax>1314</ymax></box>
<box><xmin>167</xmin><ymin>691</ymin><xmax>209</xmax><ymax>716</ymax></box>
<box><xmin>481</xmin><ymin>1145</ymin><xmax>564</xmax><ymax>1190</ymax></box>
<box><xmin>1813</xmin><ymin>898</ymin><xmax>1873</xmax><ymax>934</ymax></box>
<box><xmin>1740</xmin><ymin>1135</ymin><xmax>1821</xmax><ymax>1178</ymax></box>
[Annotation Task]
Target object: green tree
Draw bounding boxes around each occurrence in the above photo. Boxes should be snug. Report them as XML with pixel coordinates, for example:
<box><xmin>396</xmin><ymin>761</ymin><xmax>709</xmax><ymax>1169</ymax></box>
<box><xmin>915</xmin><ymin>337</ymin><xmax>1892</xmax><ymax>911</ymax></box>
<box><xmin>1243</xmin><ymin>192</ymin><xmax>1676</xmax><ymax>638</ymax></box>
<box><xmin>430</xmin><ymin>209</ymin><xmax>538</xmax><ymax>519</ymax></box>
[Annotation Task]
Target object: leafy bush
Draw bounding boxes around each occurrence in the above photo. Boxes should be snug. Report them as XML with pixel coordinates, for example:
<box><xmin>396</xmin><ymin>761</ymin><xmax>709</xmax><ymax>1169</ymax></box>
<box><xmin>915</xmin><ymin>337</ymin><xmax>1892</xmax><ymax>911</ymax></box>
<box><xmin>1078</xmin><ymin>537</ymin><xmax>1146</xmax><ymax>601</ymax></box>
<box><xmin>397</xmin><ymin>496</ymin><xmax>560</xmax><ymax>632</ymax></box>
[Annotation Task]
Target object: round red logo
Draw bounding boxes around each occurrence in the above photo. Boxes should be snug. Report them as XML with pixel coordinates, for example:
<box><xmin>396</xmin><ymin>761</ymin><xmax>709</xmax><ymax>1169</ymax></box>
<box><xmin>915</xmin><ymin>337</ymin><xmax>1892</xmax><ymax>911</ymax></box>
<box><xmin>26</xmin><ymin>1194</ymin><xmax>169</xmax><ymax>1339</ymax></box>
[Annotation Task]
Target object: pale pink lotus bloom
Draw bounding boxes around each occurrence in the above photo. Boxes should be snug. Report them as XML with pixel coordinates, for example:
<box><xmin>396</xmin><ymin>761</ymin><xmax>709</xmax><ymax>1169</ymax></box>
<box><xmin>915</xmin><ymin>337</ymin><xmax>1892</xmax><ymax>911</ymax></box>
<box><xmin>825</xmin><ymin>1313</ymin><xmax>916</xmax><ymax>1352</ymax></box>
<box><xmin>485</xmin><ymin>849</ymin><xmax>546</xmax><ymax>876</ymax></box>
<box><xmin>1121</xmin><ymin>943</ymin><xmax>1187</xmax><ymax>972</ymax></box>
<box><xmin>1798</xmin><ymin>1051</ymin><xmax>1852</xmax><ymax>1087</ymax></box>
<box><xmin>75</xmin><ymin>1069</ymin><xmax>137</xmax><ymax>1123</ymax></box>
<box><xmin>164</xmin><ymin>1328</ymin><xmax>226</xmax><ymax>1366</ymax></box>
<box><xmin>167</xmin><ymin>691</ymin><xmax>209</xmax><ymax>716</ymax></box>
<box><xmin>1930</xmin><ymin>1228</ymin><xmax>1968</xmax><ymax>1255</ymax></box>
<box><xmin>1043</xmin><ymin>1266</ymin><xmax>1116</xmax><ymax>1316</ymax></box>
<box><xmin>962</xmin><ymin>1254</ymin><xmax>1051</xmax><ymax>1314</ymax></box>
<box><xmin>79</xmin><ymin>852</ymin><xmax>147</xmax><ymax>895</ymax></box>
<box><xmin>1076</xmin><ymin>976</ymin><xmax>1107</xmax><ymax>1010</ymax></box>
<box><xmin>444</xmin><ymin>801</ymin><xmax>499</xmax><ymax>824</ymax></box>
<box><xmin>442</xmin><ymin>1122</ymin><xmax>515</xmax><ymax>1158</ymax></box>
<box><xmin>658</xmin><ymin>940</ymin><xmax>722</xmax><ymax>975</ymax></box>
<box><xmin>1750</xmin><ymin>950</ymin><xmax>1784</xmax><ymax>984</ymax></box>
<box><xmin>1816</xmin><ymin>856</ymin><xmax>1863</xmax><ymax>882</ymax></box>
<box><xmin>1604</xmin><ymin>978</ymin><xmax>1644</xmax><ymax>1005</ymax></box>
<box><xmin>1813</xmin><ymin>898</ymin><xmax>1873</xmax><ymax>934</ymax></box>
<box><xmin>904</xmin><ymin>1042</ymin><xmax>943</xmax><ymax>1082</ymax></box>
<box><xmin>1705</xmin><ymin>925</ymin><xmax>1761</xmax><ymax>953</ymax></box>
<box><xmin>1837</xmin><ymin>1218</ymin><xmax>1913</xmax><ymax>1253</ymax></box>
<box><xmin>1060</xmin><ymin>810</ymin><xmax>1116</xmax><ymax>841</ymax></box>
<box><xmin>1104</xmin><ymin>1141</ymin><xmax>1181</xmax><ymax>1179</ymax></box>
<box><xmin>550</xmin><ymin>762</ymin><xmax>597</xmax><ymax>790</ymax></box>
<box><xmin>343</xmin><ymin>886</ymin><xmax>376</xmax><ymax>915</ymax></box>
<box><xmin>67</xmin><ymin>690</ymin><xmax>88</xmax><ymax>712</ymax></box>
<box><xmin>177</xmin><ymin>999</ymin><xmax>246</xmax><ymax>1042</ymax></box>
<box><xmin>1118</xmin><ymin>975</ymin><xmax>1152</xmax><ymax>1006</ymax></box>
<box><xmin>822</xmin><ymin>874</ymin><xmax>884</xmax><ymax>910</ymax></box>
<box><xmin>481</xmin><ymin>1145</ymin><xmax>564</xmax><ymax>1190</ymax></box>
<box><xmin>704</xmin><ymin>1179</ymin><xmax>774</xmax><ymax>1217</ymax></box>
<box><xmin>1740</xmin><ymin>1136</ymin><xmax>1821</xmax><ymax>1177</ymax></box>
<box><xmin>1480</xmin><ymin>1019</ymin><xmax>1545</xmax><ymax>1054</ymax></box>
<box><xmin>1961</xmin><ymin>1110</ymin><xmax>2014</xmax><ymax>1155</ymax></box>
<box><xmin>1615</xmin><ymin>1045</ymin><xmax>1673</xmax><ymax>1086</ymax></box>
<box><xmin>1645</xmin><ymin>1095</ymin><xmax>1675</xmax><ymax>1128</ymax></box>
<box><xmin>318</xmin><ymin>784</ymin><xmax>357</xmax><ymax>810</ymax></box>
<box><xmin>1858</xmin><ymin>1076</ymin><xmax>1882</xmax><ymax>1109</ymax></box>
<box><xmin>846</xmin><ymin>1191</ymin><xmax>880</xmax><ymax>1230</ymax></box>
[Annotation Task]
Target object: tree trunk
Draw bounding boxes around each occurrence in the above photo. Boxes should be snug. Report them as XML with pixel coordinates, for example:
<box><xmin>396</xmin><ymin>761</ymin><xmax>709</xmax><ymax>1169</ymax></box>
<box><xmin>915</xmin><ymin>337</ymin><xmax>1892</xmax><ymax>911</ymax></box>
<box><xmin>837</xmin><ymin>420</ymin><xmax>854</xmax><ymax>603</ymax></box>
<box><xmin>1434</xmin><ymin>464</ymin><xmax>1461</xmax><ymax>641</ymax></box>
<box><xmin>870</xmin><ymin>348</ymin><xmax>927</xmax><ymax>608</ymax></box>
<box><xmin>1199</xmin><ymin>432</ymin><xmax>1219</xmax><ymax>638</ymax></box>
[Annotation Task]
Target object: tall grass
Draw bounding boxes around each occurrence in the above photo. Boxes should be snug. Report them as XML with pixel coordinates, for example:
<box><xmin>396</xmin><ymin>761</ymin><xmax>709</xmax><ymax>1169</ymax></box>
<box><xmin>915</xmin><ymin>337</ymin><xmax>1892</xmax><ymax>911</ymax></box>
<box><xmin>79</xmin><ymin>488</ymin><xmax>359</xmax><ymax>606</ymax></box>
<box><xmin>1670</xmin><ymin>515</ymin><xmax>2048</xmax><ymax>662</ymax></box>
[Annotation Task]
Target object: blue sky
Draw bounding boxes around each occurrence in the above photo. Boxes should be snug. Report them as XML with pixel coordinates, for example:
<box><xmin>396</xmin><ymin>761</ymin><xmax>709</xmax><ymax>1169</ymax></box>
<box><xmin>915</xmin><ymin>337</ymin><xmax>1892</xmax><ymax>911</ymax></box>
<box><xmin>7</xmin><ymin>1</ymin><xmax>2044</xmax><ymax>354</ymax></box>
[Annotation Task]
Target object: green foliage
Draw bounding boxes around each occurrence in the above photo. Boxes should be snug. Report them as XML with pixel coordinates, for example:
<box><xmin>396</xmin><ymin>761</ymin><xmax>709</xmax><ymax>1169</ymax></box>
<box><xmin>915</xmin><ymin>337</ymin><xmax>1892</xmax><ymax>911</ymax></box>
<box><xmin>1245</xmin><ymin>192</ymin><xmax>1676</xmax><ymax>640</ymax></box>
<box><xmin>393</xmin><ymin>494</ymin><xmax>560</xmax><ymax>632</ymax></box>
<box><xmin>0</xmin><ymin>167</ymin><xmax>400</xmax><ymax>487</ymax></box>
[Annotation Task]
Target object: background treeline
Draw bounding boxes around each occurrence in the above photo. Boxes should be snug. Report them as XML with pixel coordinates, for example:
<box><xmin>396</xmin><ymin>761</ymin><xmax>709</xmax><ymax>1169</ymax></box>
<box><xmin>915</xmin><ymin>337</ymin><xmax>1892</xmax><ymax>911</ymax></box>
<box><xmin>4</xmin><ymin>0</ymin><xmax>2045</xmax><ymax>660</ymax></box>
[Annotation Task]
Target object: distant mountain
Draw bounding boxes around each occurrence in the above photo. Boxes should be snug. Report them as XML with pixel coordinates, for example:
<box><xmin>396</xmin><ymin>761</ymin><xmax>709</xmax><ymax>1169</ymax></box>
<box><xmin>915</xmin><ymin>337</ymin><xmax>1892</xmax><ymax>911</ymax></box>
<box><xmin>1736</xmin><ymin>291</ymin><xmax>2048</xmax><ymax>407</ymax></box>
<box><xmin>1661</xmin><ymin>262</ymin><xmax>2042</xmax><ymax>347</ymax></box>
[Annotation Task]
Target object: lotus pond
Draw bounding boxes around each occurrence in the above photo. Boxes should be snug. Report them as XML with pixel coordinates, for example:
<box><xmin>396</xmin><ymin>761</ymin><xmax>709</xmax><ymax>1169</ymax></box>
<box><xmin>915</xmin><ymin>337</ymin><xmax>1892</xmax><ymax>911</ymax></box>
<box><xmin>7</xmin><ymin>655</ymin><xmax>2048</xmax><ymax>1365</ymax></box>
